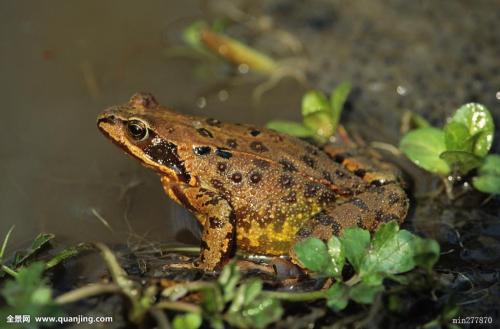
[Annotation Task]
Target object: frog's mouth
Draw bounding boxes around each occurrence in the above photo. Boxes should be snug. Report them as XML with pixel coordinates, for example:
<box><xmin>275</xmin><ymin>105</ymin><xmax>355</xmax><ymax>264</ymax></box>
<box><xmin>97</xmin><ymin>115</ymin><xmax>192</xmax><ymax>184</ymax></box>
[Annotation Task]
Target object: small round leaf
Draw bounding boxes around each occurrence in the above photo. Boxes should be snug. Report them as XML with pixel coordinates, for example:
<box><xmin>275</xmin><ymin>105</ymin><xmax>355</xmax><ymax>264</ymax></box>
<box><xmin>450</xmin><ymin>103</ymin><xmax>494</xmax><ymax>157</ymax></box>
<box><xmin>400</xmin><ymin>127</ymin><xmax>450</xmax><ymax>175</ymax></box>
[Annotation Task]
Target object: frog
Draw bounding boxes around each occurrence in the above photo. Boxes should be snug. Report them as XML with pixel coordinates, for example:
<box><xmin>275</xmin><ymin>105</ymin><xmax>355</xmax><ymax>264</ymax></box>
<box><xmin>97</xmin><ymin>92</ymin><xmax>409</xmax><ymax>272</ymax></box>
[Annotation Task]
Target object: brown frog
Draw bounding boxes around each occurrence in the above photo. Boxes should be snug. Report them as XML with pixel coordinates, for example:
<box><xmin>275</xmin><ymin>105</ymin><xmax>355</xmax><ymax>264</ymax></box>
<box><xmin>97</xmin><ymin>93</ymin><xmax>408</xmax><ymax>271</ymax></box>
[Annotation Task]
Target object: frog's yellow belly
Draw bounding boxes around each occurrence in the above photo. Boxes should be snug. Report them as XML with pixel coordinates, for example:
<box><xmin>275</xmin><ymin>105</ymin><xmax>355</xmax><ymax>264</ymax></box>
<box><xmin>235</xmin><ymin>203</ymin><xmax>323</xmax><ymax>255</ymax></box>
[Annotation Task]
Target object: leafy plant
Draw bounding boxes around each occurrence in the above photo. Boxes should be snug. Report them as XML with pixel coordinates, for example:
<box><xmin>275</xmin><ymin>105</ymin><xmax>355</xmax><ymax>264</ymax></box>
<box><xmin>399</xmin><ymin>103</ymin><xmax>499</xmax><ymax>195</ymax></box>
<box><xmin>0</xmin><ymin>262</ymin><xmax>62</xmax><ymax>329</ymax></box>
<box><xmin>293</xmin><ymin>221</ymin><xmax>440</xmax><ymax>310</ymax></box>
<box><xmin>172</xmin><ymin>312</ymin><xmax>202</xmax><ymax>329</ymax></box>
<box><xmin>0</xmin><ymin>228</ymin><xmax>93</xmax><ymax>279</ymax></box>
<box><xmin>267</xmin><ymin>82</ymin><xmax>351</xmax><ymax>144</ymax></box>
<box><xmin>200</xmin><ymin>262</ymin><xmax>283</xmax><ymax>329</ymax></box>
<box><xmin>182</xmin><ymin>21</ymin><xmax>278</xmax><ymax>75</ymax></box>
<box><xmin>472</xmin><ymin>154</ymin><xmax>500</xmax><ymax>194</ymax></box>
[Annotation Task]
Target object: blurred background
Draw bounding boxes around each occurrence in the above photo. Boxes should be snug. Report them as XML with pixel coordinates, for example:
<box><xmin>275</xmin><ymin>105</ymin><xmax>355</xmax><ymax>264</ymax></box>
<box><xmin>1</xmin><ymin>0</ymin><xmax>499</xmax><ymax>252</ymax></box>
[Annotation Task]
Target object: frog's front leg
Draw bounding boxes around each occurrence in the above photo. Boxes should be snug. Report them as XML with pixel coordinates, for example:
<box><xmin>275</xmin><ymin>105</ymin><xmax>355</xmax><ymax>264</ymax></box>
<box><xmin>161</xmin><ymin>177</ymin><xmax>235</xmax><ymax>271</ymax></box>
<box><xmin>291</xmin><ymin>183</ymin><xmax>408</xmax><ymax>262</ymax></box>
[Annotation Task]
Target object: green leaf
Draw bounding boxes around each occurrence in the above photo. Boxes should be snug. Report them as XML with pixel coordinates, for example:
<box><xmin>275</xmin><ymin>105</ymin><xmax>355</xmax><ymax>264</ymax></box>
<box><xmin>329</xmin><ymin>82</ymin><xmax>351</xmax><ymax>130</ymax></box>
<box><xmin>266</xmin><ymin>120</ymin><xmax>315</xmax><ymax>137</ymax></box>
<box><xmin>473</xmin><ymin>176</ymin><xmax>500</xmax><ymax>194</ymax></box>
<box><xmin>348</xmin><ymin>282</ymin><xmax>383</xmax><ymax>304</ymax></box>
<box><xmin>412</xmin><ymin>237</ymin><xmax>440</xmax><ymax>272</ymax></box>
<box><xmin>439</xmin><ymin>150</ymin><xmax>483</xmax><ymax>175</ymax></box>
<box><xmin>1</xmin><ymin>225</ymin><xmax>15</xmax><ymax>260</ymax></box>
<box><xmin>227</xmin><ymin>296</ymin><xmax>283</xmax><ymax>329</ymax></box>
<box><xmin>173</xmin><ymin>313</ymin><xmax>202</xmax><ymax>329</ymax></box>
<box><xmin>406</xmin><ymin>111</ymin><xmax>431</xmax><ymax>129</ymax></box>
<box><xmin>301</xmin><ymin>90</ymin><xmax>330</xmax><ymax>116</ymax></box>
<box><xmin>326</xmin><ymin>282</ymin><xmax>349</xmax><ymax>311</ymax></box>
<box><xmin>228</xmin><ymin>279</ymin><xmax>262</xmax><ymax>313</ymax></box>
<box><xmin>303</xmin><ymin>111</ymin><xmax>335</xmax><ymax>143</ymax></box>
<box><xmin>293</xmin><ymin>237</ymin><xmax>333</xmax><ymax>275</ymax></box>
<box><xmin>444</xmin><ymin>121</ymin><xmax>474</xmax><ymax>152</ymax></box>
<box><xmin>1</xmin><ymin>262</ymin><xmax>62</xmax><ymax>325</ymax></box>
<box><xmin>400</xmin><ymin>127</ymin><xmax>450</xmax><ymax>175</ymax></box>
<box><xmin>201</xmin><ymin>286</ymin><xmax>224</xmax><ymax>314</ymax></box>
<box><xmin>13</xmin><ymin>233</ymin><xmax>55</xmax><ymax>267</ymax></box>
<box><xmin>477</xmin><ymin>154</ymin><xmax>500</xmax><ymax>176</ymax></box>
<box><xmin>244</xmin><ymin>298</ymin><xmax>283</xmax><ymax>329</ymax></box>
<box><xmin>326</xmin><ymin>236</ymin><xmax>345</xmax><ymax>280</ymax></box>
<box><xmin>218</xmin><ymin>262</ymin><xmax>241</xmax><ymax>302</ymax></box>
<box><xmin>370</xmin><ymin>221</ymin><xmax>399</xmax><ymax>250</ymax></box>
<box><xmin>182</xmin><ymin>21</ymin><xmax>208</xmax><ymax>52</ymax></box>
<box><xmin>45</xmin><ymin>242</ymin><xmax>94</xmax><ymax>270</ymax></box>
<box><xmin>449</xmin><ymin>103</ymin><xmax>494</xmax><ymax>157</ymax></box>
<box><xmin>359</xmin><ymin>222</ymin><xmax>416</xmax><ymax>281</ymax></box>
<box><xmin>473</xmin><ymin>154</ymin><xmax>500</xmax><ymax>194</ymax></box>
<box><xmin>340</xmin><ymin>227</ymin><xmax>370</xmax><ymax>273</ymax></box>
<box><xmin>240</xmin><ymin>280</ymin><xmax>262</xmax><ymax>306</ymax></box>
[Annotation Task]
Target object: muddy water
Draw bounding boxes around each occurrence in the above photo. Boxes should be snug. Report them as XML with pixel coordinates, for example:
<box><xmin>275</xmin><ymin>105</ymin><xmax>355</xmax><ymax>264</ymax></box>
<box><xmin>0</xmin><ymin>1</ymin><xmax>303</xmax><ymax>250</ymax></box>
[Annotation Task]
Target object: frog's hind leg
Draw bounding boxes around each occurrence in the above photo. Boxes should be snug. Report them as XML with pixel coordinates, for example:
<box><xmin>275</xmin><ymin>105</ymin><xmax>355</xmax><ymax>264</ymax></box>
<box><xmin>291</xmin><ymin>183</ymin><xmax>408</xmax><ymax>260</ymax></box>
<box><xmin>322</xmin><ymin>143</ymin><xmax>404</xmax><ymax>186</ymax></box>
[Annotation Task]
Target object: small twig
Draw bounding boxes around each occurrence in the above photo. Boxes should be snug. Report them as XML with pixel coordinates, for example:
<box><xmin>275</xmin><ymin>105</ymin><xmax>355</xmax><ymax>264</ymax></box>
<box><xmin>262</xmin><ymin>289</ymin><xmax>327</xmax><ymax>302</ymax></box>
<box><xmin>441</xmin><ymin>176</ymin><xmax>455</xmax><ymax>200</ymax></box>
<box><xmin>370</xmin><ymin>141</ymin><xmax>402</xmax><ymax>157</ymax></box>
<box><xmin>55</xmin><ymin>283</ymin><xmax>121</xmax><ymax>304</ymax></box>
<box><xmin>91</xmin><ymin>208</ymin><xmax>114</xmax><ymax>233</ymax></box>
<box><xmin>155</xmin><ymin>301</ymin><xmax>202</xmax><ymax>314</ymax></box>
<box><xmin>1</xmin><ymin>264</ymin><xmax>18</xmax><ymax>277</ymax></box>
<box><xmin>355</xmin><ymin>294</ymin><xmax>383</xmax><ymax>328</ymax></box>
<box><xmin>480</xmin><ymin>194</ymin><xmax>495</xmax><ymax>206</ymax></box>
<box><xmin>344</xmin><ymin>274</ymin><xmax>361</xmax><ymax>287</ymax></box>
<box><xmin>0</xmin><ymin>225</ymin><xmax>15</xmax><ymax>259</ymax></box>
<box><xmin>45</xmin><ymin>242</ymin><xmax>94</xmax><ymax>270</ymax></box>
<box><xmin>149</xmin><ymin>308</ymin><xmax>171</xmax><ymax>329</ymax></box>
<box><xmin>162</xmin><ymin>281</ymin><xmax>215</xmax><ymax>298</ymax></box>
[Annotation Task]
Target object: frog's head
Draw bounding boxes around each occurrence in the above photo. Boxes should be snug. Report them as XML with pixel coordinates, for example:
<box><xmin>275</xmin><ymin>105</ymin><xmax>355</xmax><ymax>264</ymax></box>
<box><xmin>97</xmin><ymin>92</ymin><xmax>197</xmax><ymax>185</ymax></box>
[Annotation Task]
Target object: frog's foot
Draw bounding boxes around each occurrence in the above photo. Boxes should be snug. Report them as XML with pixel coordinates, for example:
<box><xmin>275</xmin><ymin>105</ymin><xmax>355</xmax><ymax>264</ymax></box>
<box><xmin>162</xmin><ymin>262</ymin><xmax>199</xmax><ymax>271</ymax></box>
<box><xmin>322</xmin><ymin>143</ymin><xmax>405</xmax><ymax>187</ymax></box>
<box><xmin>291</xmin><ymin>183</ymin><xmax>409</xmax><ymax>262</ymax></box>
<box><xmin>235</xmin><ymin>258</ymin><xmax>304</xmax><ymax>280</ymax></box>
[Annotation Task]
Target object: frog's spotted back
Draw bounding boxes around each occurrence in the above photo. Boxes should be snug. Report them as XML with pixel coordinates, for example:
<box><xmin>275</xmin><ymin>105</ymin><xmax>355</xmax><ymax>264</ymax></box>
<box><xmin>98</xmin><ymin>93</ymin><xmax>408</xmax><ymax>271</ymax></box>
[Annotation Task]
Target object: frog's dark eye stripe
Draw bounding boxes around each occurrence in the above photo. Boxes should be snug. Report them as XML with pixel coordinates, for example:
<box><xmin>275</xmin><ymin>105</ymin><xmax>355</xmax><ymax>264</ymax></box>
<box><xmin>193</xmin><ymin>146</ymin><xmax>211</xmax><ymax>156</ymax></box>
<box><xmin>127</xmin><ymin>119</ymin><xmax>149</xmax><ymax>141</ymax></box>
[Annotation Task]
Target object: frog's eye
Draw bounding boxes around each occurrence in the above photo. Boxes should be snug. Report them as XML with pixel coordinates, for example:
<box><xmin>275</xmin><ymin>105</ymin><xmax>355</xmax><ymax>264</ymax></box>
<box><xmin>127</xmin><ymin>119</ymin><xmax>149</xmax><ymax>141</ymax></box>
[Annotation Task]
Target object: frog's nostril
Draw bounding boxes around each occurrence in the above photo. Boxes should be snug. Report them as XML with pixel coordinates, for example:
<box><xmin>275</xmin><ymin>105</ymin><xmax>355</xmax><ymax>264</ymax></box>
<box><xmin>97</xmin><ymin>115</ymin><xmax>115</xmax><ymax>125</ymax></box>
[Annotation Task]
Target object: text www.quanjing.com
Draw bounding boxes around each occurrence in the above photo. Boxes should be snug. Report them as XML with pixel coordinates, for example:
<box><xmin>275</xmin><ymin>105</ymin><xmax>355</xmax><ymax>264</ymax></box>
<box><xmin>34</xmin><ymin>315</ymin><xmax>113</xmax><ymax>325</ymax></box>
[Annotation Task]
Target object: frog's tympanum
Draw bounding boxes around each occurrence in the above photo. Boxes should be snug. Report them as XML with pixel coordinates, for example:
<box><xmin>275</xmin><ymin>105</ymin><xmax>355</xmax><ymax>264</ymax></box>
<box><xmin>98</xmin><ymin>93</ymin><xmax>408</xmax><ymax>271</ymax></box>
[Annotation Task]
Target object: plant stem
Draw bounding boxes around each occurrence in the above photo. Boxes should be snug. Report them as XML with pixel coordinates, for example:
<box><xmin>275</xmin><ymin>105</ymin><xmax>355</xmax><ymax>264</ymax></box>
<box><xmin>149</xmin><ymin>308</ymin><xmax>171</xmax><ymax>329</ymax></box>
<box><xmin>1</xmin><ymin>264</ymin><xmax>18</xmax><ymax>277</ymax></box>
<box><xmin>45</xmin><ymin>243</ymin><xmax>94</xmax><ymax>269</ymax></box>
<box><xmin>55</xmin><ymin>283</ymin><xmax>121</xmax><ymax>304</ymax></box>
<box><xmin>262</xmin><ymin>289</ymin><xmax>327</xmax><ymax>301</ymax></box>
<box><xmin>345</xmin><ymin>274</ymin><xmax>361</xmax><ymax>286</ymax></box>
<box><xmin>155</xmin><ymin>301</ymin><xmax>202</xmax><ymax>314</ymax></box>
<box><xmin>442</xmin><ymin>176</ymin><xmax>455</xmax><ymax>200</ymax></box>
<box><xmin>162</xmin><ymin>280</ymin><xmax>215</xmax><ymax>297</ymax></box>
<box><xmin>0</xmin><ymin>225</ymin><xmax>15</xmax><ymax>259</ymax></box>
